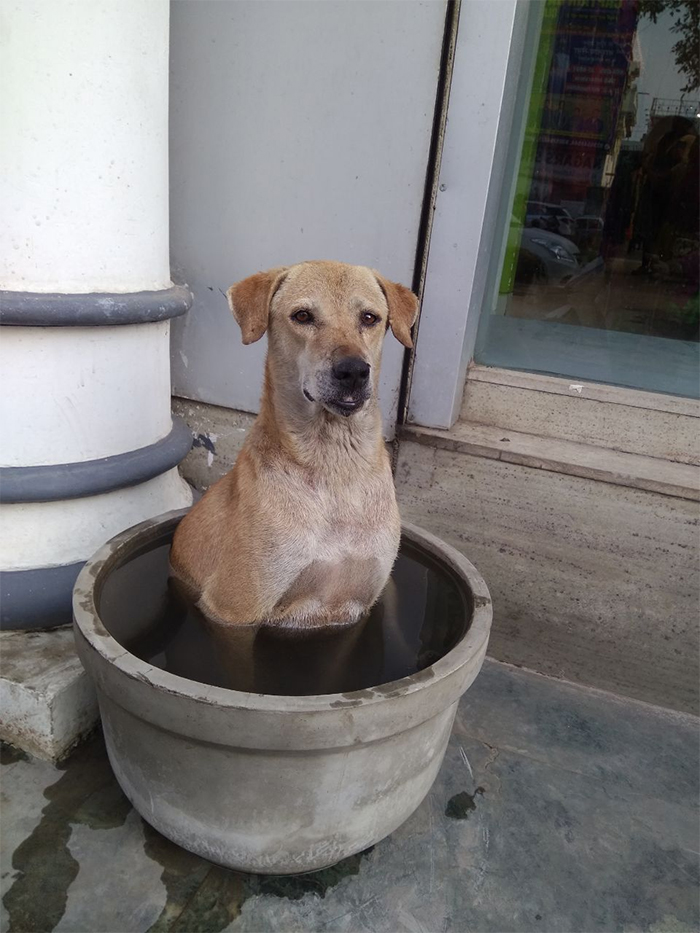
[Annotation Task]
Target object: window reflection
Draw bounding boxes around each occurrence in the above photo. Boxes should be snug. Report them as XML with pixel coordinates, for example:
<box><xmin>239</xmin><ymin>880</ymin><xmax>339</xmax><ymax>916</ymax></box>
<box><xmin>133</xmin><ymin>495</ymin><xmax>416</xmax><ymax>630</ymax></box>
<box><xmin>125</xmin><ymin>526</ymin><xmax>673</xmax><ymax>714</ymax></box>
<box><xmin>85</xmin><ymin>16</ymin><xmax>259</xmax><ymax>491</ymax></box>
<box><xmin>482</xmin><ymin>0</ymin><xmax>699</xmax><ymax>396</ymax></box>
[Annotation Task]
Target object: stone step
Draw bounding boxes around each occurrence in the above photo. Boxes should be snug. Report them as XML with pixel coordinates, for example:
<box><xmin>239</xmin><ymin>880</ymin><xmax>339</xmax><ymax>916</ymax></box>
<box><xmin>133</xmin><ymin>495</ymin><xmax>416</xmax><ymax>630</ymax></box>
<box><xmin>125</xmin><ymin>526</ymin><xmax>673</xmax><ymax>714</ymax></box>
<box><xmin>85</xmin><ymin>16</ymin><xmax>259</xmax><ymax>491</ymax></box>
<box><xmin>401</xmin><ymin>420</ymin><xmax>699</xmax><ymax>501</ymax></box>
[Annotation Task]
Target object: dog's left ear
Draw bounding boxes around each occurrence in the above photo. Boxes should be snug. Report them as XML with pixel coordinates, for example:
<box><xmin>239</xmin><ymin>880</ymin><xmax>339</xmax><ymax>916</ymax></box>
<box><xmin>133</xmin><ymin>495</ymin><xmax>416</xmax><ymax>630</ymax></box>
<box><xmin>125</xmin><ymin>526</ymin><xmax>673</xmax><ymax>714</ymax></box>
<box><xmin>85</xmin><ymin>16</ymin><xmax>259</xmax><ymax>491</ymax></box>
<box><xmin>226</xmin><ymin>266</ymin><xmax>289</xmax><ymax>345</ymax></box>
<box><xmin>373</xmin><ymin>273</ymin><xmax>419</xmax><ymax>348</ymax></box>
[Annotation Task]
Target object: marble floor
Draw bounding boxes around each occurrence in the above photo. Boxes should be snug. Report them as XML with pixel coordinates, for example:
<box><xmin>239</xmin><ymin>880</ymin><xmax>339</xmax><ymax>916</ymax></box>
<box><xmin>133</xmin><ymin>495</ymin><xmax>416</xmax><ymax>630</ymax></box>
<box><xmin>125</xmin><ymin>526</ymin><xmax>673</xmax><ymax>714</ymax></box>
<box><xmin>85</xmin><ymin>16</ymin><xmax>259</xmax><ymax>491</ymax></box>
<box><xmin>1</xmin><ymin>660</ymin><xmax>698</xmax><ymax>933</ymax></box>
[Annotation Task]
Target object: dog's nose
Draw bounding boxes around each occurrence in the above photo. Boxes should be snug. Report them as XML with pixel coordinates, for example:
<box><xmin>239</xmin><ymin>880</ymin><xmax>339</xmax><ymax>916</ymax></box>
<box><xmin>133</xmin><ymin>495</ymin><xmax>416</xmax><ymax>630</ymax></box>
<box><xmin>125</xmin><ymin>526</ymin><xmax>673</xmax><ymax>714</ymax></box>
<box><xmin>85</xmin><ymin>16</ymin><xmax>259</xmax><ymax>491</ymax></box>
<box><xmin>332</xmin><ymin>357</ymin><xmax>370</xmax><ymax>391</ymax></box>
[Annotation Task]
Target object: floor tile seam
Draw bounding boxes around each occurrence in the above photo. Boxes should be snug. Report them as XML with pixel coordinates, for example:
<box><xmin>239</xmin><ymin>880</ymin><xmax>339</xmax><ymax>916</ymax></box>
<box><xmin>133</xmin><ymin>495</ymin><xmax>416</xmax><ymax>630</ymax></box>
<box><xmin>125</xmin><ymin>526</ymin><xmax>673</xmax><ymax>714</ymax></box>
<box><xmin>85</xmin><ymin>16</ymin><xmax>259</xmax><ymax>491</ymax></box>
<box><xmin>480</xmin><ymin>660</ymin><xmax>700</xmax><ymax>725</ymax></box>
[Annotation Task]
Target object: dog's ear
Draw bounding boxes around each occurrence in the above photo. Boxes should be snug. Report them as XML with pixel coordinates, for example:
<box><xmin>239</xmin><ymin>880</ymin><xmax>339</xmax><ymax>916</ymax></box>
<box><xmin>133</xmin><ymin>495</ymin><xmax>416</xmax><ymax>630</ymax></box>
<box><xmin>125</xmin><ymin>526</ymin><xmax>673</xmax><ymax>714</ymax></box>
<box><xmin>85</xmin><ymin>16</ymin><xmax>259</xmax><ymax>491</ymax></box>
<box><xmin>373</xmin><ymin>273</ymin><xmax>419</xmax><ymax>349</ymax></box>
<box><xmin>226</xmin><ymin>267</ymin><xmax>289</xmax><ymax>345</ymax></box>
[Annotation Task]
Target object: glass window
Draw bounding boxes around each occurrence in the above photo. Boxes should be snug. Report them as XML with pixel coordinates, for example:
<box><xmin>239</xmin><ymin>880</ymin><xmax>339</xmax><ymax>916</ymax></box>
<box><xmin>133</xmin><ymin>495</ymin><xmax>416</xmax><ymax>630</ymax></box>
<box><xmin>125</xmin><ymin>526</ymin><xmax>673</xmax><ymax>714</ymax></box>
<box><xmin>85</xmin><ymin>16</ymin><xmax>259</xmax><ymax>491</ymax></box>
<box><xmin>476</xmin><ymin>0</ymin><xmax>699</xmax><ymax>398</ymax></box>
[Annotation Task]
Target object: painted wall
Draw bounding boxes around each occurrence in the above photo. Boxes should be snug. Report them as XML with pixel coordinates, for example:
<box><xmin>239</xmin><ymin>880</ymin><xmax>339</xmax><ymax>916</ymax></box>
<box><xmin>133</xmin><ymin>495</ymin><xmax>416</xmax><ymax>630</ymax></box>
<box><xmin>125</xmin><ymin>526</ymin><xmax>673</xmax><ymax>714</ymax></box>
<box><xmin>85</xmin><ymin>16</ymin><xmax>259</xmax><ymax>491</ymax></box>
<box><xmin>169</xmin><ymin>0</ymin><xmax>446</xmax><ymax>433</ymax></box>
<box><xmin>0</xmin><ymin>324</ymin><xmax>173</xmax><ymax>467</ymax></box>
<box><xmin>0</xmin><ymin>0</ymin><xmax>171</xmax><ymax>293</ymax></box>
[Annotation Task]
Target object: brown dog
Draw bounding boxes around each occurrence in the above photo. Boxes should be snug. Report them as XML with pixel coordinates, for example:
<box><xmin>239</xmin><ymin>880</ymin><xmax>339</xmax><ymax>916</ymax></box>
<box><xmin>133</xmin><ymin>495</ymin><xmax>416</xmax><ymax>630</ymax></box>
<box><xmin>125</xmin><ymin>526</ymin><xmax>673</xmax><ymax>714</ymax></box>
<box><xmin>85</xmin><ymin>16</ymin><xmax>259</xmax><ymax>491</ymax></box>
<box><xmin>170</xmin><ymin>260</ymin><xmax>418</xmax><ymax>636</ymax></box>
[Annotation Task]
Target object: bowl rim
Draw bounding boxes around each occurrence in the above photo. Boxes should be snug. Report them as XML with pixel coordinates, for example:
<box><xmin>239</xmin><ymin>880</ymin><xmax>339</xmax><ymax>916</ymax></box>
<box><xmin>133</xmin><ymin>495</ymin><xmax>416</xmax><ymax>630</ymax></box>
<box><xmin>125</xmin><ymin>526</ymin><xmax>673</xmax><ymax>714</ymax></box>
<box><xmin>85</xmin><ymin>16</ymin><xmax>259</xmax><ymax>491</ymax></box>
<box><xmin>73</xmin><ymin>508</ymin><xmax>492</xmax><ymax>714</ymax></box>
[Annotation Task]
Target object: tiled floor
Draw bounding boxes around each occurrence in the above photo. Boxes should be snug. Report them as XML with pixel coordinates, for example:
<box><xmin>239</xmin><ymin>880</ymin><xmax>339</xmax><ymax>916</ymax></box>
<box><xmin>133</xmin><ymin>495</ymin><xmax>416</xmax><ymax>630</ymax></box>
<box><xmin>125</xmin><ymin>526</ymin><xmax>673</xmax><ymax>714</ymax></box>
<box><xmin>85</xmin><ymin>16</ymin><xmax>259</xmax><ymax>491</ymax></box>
<box><xmin>1</xmin><ymin>660</ymin><xmax>698</xmax><ymax>933</ymax></box>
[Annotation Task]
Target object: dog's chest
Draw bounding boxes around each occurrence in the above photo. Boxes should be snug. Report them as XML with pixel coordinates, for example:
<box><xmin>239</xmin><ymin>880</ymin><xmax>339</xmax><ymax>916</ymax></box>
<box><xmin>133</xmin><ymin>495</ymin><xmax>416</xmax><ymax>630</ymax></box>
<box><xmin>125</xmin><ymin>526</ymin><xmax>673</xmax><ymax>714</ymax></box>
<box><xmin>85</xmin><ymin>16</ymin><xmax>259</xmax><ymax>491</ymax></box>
<box><xmin>261</xmin><ymin>468</ymin><xmax>399</xmax><ymax>597</ymax></box>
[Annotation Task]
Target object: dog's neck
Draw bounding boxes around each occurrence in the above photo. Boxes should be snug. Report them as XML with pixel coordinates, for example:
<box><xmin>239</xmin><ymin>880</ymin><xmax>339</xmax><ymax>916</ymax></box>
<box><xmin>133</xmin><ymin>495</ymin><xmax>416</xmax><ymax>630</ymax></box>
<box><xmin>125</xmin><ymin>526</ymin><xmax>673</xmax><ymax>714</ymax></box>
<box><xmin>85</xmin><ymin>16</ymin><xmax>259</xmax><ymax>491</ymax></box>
<box><xmin>256</xmin><ymin>356</ymin><xmax>385</xmax><ymax>471</ymax></box>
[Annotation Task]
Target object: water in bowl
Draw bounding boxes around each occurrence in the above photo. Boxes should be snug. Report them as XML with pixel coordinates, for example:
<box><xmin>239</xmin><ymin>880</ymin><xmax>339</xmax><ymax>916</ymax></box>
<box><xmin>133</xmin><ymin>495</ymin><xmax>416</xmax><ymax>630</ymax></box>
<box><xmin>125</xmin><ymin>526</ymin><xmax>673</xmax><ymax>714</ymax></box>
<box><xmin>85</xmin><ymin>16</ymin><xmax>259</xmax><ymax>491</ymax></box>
<box><xmin>98</xmin><ymin>533</ymin><xmax>468</xmax><ymax>696</ymax></box>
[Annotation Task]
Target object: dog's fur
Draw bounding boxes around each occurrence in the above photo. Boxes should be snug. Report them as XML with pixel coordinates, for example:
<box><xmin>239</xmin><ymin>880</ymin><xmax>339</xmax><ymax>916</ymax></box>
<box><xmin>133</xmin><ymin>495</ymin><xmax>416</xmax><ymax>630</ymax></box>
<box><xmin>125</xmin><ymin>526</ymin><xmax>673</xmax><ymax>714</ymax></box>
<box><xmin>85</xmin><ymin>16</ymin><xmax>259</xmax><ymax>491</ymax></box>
<box><xmin>170</xmin><ymin>260</ymin><xmax>418</xmax><ymax>633</ymax></box>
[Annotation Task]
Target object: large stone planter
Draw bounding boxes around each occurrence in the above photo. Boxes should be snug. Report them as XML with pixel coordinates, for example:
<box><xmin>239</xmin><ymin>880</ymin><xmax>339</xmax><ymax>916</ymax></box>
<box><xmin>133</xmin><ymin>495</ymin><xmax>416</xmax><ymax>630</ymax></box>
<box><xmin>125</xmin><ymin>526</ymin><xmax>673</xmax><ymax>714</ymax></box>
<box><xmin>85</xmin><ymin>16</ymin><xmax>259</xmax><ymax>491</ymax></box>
<box><xmin>73</xmin><ymin>509</ymin><xmax>492</xmax><ymax>874</ymax></box>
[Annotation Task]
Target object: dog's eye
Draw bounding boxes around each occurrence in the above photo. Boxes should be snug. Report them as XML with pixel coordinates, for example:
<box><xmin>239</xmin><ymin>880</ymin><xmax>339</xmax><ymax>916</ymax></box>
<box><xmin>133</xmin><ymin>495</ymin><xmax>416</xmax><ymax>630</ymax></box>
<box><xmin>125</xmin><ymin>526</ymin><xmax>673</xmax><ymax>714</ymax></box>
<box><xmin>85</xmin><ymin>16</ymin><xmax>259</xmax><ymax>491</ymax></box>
<box><xmin>361</xmin><ymin>311</ymin><xmax>379</xmax><ymax>326</ymax></box>
<box><xmin>292</xmin><ymin>309</ymin><xmax>314</xmax><ymax>324</ymax></box>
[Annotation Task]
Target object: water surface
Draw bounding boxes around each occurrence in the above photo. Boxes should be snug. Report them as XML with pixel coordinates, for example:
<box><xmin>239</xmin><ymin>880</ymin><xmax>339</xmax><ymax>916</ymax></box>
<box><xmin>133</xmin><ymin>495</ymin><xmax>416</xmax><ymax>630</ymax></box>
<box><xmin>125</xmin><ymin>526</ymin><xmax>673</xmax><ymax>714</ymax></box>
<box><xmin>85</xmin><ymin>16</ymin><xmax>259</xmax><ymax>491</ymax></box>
<box><xmin>98</xmin><ymin>535</ymin><xmax>468</xmax><ymax>696</ymax></box>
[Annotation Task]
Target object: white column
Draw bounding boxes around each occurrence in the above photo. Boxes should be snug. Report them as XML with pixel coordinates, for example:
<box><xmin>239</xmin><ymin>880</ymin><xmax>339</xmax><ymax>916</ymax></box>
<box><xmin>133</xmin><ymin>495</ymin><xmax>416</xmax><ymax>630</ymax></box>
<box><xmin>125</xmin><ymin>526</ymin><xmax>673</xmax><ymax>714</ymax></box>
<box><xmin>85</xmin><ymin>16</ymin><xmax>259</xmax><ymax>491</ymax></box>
<box><xmin>0</xmin><ymin>0</ymin><xmax>192</xmax><ymax>629</ymax></box>
<box><xmin>1</xmin><ymin>0</ymin><xmax>171</xmax><ymax>293</ymax></box>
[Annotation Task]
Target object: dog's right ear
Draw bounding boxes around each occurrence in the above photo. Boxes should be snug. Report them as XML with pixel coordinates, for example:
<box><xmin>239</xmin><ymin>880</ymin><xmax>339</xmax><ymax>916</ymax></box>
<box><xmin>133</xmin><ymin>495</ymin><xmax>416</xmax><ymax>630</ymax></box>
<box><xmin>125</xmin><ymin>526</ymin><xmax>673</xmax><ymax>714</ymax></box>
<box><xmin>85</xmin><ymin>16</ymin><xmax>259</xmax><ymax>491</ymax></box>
<box><xmin>226</xmin><ymin>267</ymin><xmax>289</xmax><ymax>345</ymax></box>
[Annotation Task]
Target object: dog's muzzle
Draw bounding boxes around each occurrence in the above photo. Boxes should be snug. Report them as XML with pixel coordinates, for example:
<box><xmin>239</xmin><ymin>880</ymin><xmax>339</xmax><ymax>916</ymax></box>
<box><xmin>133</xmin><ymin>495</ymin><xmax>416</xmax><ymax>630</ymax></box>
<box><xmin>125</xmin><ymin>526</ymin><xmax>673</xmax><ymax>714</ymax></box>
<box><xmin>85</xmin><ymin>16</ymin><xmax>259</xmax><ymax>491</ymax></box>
<box><xmin>326</xmin><ymin>356</ymin><xmax>370</xmax><ymax>415</ymax></box>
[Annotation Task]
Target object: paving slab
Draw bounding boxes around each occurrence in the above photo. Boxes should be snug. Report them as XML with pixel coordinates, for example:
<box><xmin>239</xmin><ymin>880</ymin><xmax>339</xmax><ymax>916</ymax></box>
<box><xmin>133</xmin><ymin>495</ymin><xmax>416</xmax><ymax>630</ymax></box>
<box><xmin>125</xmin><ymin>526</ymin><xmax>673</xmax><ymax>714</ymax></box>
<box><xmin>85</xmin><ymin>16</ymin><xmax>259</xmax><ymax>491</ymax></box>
<box><xmin>1</xmin><ymin>660</ymin><xmax>698</xmax><ymax>933</ymax></box>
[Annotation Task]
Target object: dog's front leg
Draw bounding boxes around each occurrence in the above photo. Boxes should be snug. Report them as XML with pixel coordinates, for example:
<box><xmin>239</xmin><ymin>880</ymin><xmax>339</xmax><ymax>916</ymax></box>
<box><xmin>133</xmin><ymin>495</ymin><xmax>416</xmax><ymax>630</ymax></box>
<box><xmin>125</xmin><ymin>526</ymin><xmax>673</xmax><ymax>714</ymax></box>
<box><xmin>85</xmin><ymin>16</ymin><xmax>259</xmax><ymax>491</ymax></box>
<box><xmin>200</xmin><ymin>618</ymin><xmax>259</xmax><ymax>693</ymax></box>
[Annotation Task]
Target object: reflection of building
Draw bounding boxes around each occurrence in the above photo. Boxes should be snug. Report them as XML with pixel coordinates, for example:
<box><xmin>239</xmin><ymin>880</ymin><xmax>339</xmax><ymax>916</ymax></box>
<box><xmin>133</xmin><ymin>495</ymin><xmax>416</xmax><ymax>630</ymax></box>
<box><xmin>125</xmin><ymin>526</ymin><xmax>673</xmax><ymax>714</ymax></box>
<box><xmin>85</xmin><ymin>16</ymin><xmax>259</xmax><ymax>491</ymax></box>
<box><xmin>531</xmin><ymin>0</ymin><xmax>639</xmax><ymax>217</ymax></box>
<box><xmin>530</xmin><ymin>4</ymin><xmax>700</xmax><ymax>229</ymax></box>
<box><xmin>601</xmin><ymin>52</ymin><xmax>641</xmax><ymax>201</ymax></box>
<box><xmin>649</xmin><ymin>98</ymin><xmax>700</xmax><ymax>123</ymax></box>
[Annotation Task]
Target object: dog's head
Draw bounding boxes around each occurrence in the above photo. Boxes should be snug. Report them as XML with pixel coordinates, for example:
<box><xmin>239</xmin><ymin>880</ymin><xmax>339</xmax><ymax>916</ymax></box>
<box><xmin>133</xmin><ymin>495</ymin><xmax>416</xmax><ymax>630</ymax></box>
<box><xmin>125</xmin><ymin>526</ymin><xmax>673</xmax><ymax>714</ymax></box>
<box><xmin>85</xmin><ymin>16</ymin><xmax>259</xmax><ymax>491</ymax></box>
<box><xmin>227</xmin><ymin>261</ymin><xmax>418</xmax><ymax>417</ymax></box>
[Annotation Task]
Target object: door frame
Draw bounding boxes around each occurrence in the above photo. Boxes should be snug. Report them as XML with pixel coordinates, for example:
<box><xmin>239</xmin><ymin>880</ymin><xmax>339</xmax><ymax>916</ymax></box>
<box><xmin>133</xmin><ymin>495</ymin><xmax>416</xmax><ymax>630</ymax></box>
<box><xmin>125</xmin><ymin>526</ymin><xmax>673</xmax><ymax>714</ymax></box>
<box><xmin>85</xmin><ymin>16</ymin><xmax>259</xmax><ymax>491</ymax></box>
<box><xmin>407</xmin><ymin>0</ymin><xmax>536</xmax><ymax>430</ymax></box>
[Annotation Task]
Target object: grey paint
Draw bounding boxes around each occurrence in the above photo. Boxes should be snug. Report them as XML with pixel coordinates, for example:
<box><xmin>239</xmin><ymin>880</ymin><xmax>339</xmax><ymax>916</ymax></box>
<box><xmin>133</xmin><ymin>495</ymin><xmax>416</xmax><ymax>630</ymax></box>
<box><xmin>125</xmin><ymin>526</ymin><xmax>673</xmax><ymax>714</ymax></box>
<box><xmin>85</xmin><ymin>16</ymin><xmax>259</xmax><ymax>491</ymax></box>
<box><xmin>168</xmin><ymin>1</ymin><xmax>447</xmax><ymax>436</ymax></box>
<box><xmin>0</xmin><ymin>285</ymin><xmax>191</xmax><ymax>326</ymax></box>
<box><xmin>1</xmin><ymin>561</ymin><xmax>83</xmax><ymax>630</ymax></box>
<box><xmin>72</xmin><ymin>509</ymin><xmax>492</xmax><ymax>875</ymax></box>
<box><xmin>0</xmin><ymin>418</ymin><xmax>193</xmax><ymax>503</ymax></box>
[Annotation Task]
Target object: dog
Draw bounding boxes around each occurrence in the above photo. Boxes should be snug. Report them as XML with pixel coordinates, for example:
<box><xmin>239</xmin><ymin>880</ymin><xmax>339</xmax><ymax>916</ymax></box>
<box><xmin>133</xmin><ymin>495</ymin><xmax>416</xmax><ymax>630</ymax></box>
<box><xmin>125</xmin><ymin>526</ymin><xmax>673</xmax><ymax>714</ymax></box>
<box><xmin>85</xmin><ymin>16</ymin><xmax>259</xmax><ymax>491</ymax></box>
<box><xmin>170</xmin><ymin>260</ymin><xmax>418</xmax><ymax>643</ymax></box>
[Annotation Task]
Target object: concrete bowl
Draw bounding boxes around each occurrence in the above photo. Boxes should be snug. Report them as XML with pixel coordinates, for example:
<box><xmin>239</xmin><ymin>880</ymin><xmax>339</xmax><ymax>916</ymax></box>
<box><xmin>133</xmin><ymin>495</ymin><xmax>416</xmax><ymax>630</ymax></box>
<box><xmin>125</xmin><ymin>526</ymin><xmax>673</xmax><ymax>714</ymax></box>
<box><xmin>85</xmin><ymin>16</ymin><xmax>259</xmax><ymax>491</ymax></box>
<box><xmin>73</xmin><ymin>508</ymin><xmax>492</xmax><ymax>874</ymax></box>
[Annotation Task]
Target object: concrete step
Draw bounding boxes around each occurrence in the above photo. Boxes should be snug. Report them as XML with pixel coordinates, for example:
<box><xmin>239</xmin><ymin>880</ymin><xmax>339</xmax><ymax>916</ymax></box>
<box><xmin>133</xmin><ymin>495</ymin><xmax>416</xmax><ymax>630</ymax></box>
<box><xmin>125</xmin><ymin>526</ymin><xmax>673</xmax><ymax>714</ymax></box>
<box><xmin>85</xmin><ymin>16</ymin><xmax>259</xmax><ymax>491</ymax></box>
<box><xmin>401</xmin><ymin>420</ymin><xmax>700</xmax><ymax>501</ymax></box>
<box><xmin>0</xmin><ymin>627</ymin><xmax>98</xmax><ymax>760</ymax></box>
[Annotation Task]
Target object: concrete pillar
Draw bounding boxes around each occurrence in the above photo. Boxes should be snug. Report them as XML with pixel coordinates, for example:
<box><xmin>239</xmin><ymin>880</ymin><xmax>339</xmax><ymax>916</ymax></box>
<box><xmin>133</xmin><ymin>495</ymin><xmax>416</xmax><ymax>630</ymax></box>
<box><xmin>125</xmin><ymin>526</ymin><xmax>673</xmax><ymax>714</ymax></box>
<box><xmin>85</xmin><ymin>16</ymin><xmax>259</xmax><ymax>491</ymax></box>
<box><xmin>0</xmin><ymin>0</ymin><xmax>192</xmax><ymax>752</ymax></box>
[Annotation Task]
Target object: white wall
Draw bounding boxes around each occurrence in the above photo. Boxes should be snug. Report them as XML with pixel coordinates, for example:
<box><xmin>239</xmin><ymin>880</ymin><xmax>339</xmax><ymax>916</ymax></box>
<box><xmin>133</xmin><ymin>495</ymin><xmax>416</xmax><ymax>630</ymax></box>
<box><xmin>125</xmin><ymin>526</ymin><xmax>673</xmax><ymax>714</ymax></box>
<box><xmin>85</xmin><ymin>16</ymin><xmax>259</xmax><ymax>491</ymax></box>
<box><xmin>169</xmin><ymin>0</ymin><xmax>447</xmax><ymax>433</ymax></box>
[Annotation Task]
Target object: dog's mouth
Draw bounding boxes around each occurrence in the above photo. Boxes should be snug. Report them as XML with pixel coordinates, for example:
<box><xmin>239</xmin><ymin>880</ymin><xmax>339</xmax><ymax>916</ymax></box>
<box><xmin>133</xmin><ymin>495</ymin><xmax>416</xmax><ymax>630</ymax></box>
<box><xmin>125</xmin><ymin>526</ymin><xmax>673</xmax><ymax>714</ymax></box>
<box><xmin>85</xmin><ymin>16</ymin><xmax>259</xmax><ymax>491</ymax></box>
<box><xmin>327</xmin><ymin>397</ymin><xmax>364</xmax><ymax>416</ymax></box>
<box><xmin>325</xmin><ymin>397</ymin><xmax>366</xmax><ymax>417</ymax></box>
<box><xmin>303</xmin><ymin>387</ymin><xmax>366</xmax><ymax>417</ymax></box>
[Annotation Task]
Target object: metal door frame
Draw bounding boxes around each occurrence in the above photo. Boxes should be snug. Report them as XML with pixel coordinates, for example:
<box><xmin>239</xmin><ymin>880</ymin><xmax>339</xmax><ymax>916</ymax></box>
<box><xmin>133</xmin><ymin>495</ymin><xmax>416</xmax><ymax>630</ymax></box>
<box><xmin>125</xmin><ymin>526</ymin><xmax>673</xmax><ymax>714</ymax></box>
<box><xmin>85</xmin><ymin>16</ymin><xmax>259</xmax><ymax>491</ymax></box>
<box><xmin>406</xmin><ymin>0</ymin><xmax>536</xmax><ymax>430</ymax></box>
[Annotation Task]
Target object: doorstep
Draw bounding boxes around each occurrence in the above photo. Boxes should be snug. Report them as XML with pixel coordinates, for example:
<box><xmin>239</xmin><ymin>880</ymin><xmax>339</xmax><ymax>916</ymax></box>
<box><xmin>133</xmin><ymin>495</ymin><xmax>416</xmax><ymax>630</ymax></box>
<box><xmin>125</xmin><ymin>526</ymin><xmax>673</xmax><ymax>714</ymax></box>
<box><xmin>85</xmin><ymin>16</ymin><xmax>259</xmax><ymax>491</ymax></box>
<box><xmin>400</xmin><ymin>420</ymin><xmax>700</xmax><ymax>501</ymax></box>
